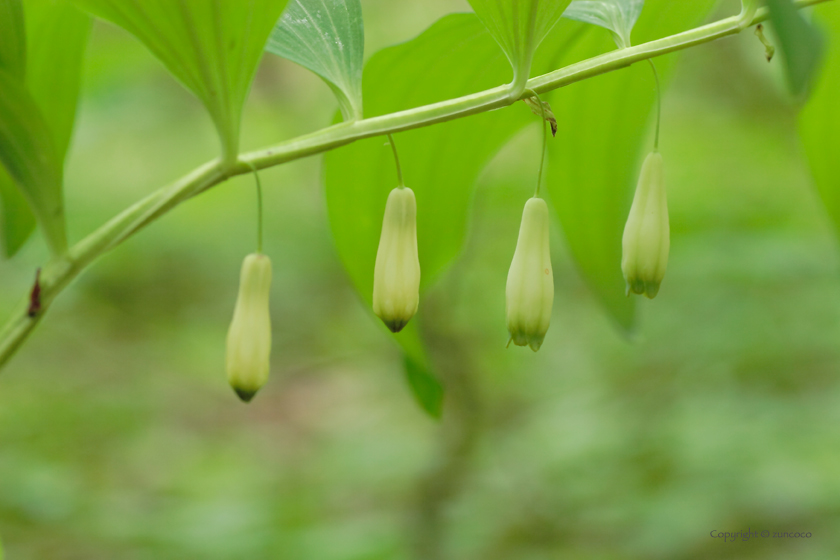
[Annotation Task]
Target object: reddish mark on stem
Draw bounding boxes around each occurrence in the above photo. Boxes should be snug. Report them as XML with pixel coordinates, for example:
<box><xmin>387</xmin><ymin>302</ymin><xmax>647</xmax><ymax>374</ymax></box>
<box><xmin>28</xmin><ymin>268</ymin><xmax>42</xmax><ymax>318</ymax></box>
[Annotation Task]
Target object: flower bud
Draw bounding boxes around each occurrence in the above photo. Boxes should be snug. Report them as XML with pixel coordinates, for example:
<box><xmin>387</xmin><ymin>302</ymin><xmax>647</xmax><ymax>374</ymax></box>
<box><xmin>226</xmin><ymin>253</ymin><xmax>272</xmax><ymax>402</ymax></box>
<box><xmin>622</xmin><ymin>151</ymin><xmax>669</xmax><ymax>299</ymax></box>
<box><xmin>506</xmin><ymin>197</ymin><xmax>554</xmax><ymax>352</ymax></box>
<box><xmin>373</xmin><ymin>187</ymin><xmax>421</xmax><ymax>333</ymax></box>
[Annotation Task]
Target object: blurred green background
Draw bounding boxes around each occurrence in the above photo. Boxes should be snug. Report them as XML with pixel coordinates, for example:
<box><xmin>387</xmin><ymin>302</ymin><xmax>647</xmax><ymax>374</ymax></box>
<box><xmin>2</xmin><ymin>0</ymin><xmax>840</xmax><ymax>558</ymax></box>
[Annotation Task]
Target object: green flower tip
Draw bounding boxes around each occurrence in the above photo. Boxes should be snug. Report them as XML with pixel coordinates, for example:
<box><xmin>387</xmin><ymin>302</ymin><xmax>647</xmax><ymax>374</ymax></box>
<box><xmin>234</xmin><ymin>387</ymin><xmax>258</xmax><ymax>403</ymax></box>
<box><xmin>385</xmin><ymin>318</ymin><xmax>409</xmax><ymax>334</ymax></box>
<box><xmin>626</xmin><ymin>279</ymin><xmax>661</xmax><ymax>300</ymax></box>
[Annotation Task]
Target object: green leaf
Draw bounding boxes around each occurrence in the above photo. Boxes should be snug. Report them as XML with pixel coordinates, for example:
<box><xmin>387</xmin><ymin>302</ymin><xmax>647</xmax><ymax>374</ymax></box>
<box><xmin>799</xmin><ymin>3</ymin><xmax>840</xmax><ymax>238</ymax></box>
<box><xmin>324</xmin><ymin>14</ymin><xmax>533</xmax><ymax>415</ymax></box>
<box><xmin>266</xmin><ymin>0</ymin><xmax>364</xmax><ymax>121</ymax></box>
<box><xmin>0</xmin><ymin>0</ymin><xmax>91</xmax><ymax>258</ymax></box>
<box><xmin>0</xmin><ymin>0</ymin><xmax>35</xmax><ymax>256</ymax></box>
<box><xmin>0</xmin><ymin>168</ymin><xmax>36</xmax><ymax>256</ymax></box>
<box><xmin>0</xmin><ymin>0</ymin><xmax>26</xmax><ymax>80</ymax></box>
<box><xmin>562</xmin><ymin>0</ymin><xmax>644</xmax><ymax>48</ymax></box>
<box><xmin>467</xmin><ymin>0</ymin><xmax>573</xmax><ymax>97</ymax></box>
<box><xmin>25</xmin><ymin>0</ymin><xmax>91</xmax><ymax>162</ymax></box>
<box><xmin>0</xmin><ymin>68</ymin><xmax>66</xmax><ymax>255</ymax></box>
<box><xmin>766</xmin><ymin>0</ymin><xmax>825</xmax><ymax>96</ymax></box>
<box><xmin>402</xmin><ymin>327</ymin><xmax>444</xmax><ymax>419</ymax></box>
<box><xmin>70</xmin><ymin>0</ymin><xmax>289</xmax><ymax>164</ymax></box>
<box><xmin>537</xmin><ymin>0</ymin><xmax>716</xmax><ymax>330</ymax></box>
<box><xmin>325</xmin><ymin>14</ymin><xmax>530</xmax><ymax>301</ymax></box>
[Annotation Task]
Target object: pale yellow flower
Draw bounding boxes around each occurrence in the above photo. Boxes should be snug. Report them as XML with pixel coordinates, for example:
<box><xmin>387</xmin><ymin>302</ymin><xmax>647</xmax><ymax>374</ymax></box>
<box><xmin>226</xmin><ymin>253</ymin><xmax>272</xmax><ymax>402</ymax></box>
<box><xmin>622</xmin><ymin>152</ymin><xmax>669</xmax><ymax>299</ymax></box>
<box><xmin>506</xmin><ymin>197</ymin><xmax>554</xmax><ymax>352</ymax></box>
<box><xmin>373</xmin><ymin>187</ymin><xmax>420</xmax><ymax>333</ymax></box>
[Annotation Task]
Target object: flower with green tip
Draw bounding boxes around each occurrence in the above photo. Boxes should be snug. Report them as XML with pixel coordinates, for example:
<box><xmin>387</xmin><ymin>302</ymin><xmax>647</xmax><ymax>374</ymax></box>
<box><xmin>226</xmin><ymin>253</ymin><xmax>272</xmax><ymax>402</ymax></box>
<box><xmin>622</xmin><ymin>151</ymin><xmax>669</xmax><ymax>299</ymax></box>
<box><xmin>373</xmin><ymin>187</ymin><xmax>421</xmax><ymax>333</ymax></box>
<box><xmin>506</xmin><ymin>197</ymin><xmax>554</xmax><ymax>352</ymax></box>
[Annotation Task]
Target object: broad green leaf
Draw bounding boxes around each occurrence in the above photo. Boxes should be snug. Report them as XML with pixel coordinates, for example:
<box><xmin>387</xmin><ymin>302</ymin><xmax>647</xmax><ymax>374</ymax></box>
<box><xmin>70</xmin><ymin>0</ymin><xmax>289</xmax><ymax>163</ymax></box>
<box><xmin>325</xmin><ymin>14</ymin><xmax>529</xmax><ymax>298</ymax></box>
<box><xmin>538</xmin><ymin>0</ymin><xmax>716</xmax><ymax>330</ymax></box>
<box><xmin>0</xmin><ymin>68</ymin><xmax>66</xmax><ymax>255</ymax></box>
<box><xmin>0</xmin><ymin>0</ymin><xmax>91</xmax><ymax>258</ymax></box>
<box><xmin>324</xmin><ymin>14</ymin><xmax>533</xmax><ymax>415</ymax></box>
<box><xmin>0</xmin><ymin>0</ymin><xmax>26</xmax><ymax>80</ymax></box>
<box><xmin>766</xmin><ymin>0</ymin><xmax>825</xmax><ymax>96</ymax></box>
<box><xmin>467</xmin><ymin>0</ymin><xmax>573</xmax><ymax>97</ymax></box>
<box><xmin>562</xmin><ymin>0</ymin><xmax>644</xmax><ymax>48</ymax></box>
<box><xmin>0</xmin><ymin>0</ymin><xmax>34</xmax><ymax>256</ymax></box>
<box><xmin>266</xmin><ymin>0</ymin><xmax>364</xmax><ymax>121</ymax></box>
<box><xmin>25</xmin><ymin>0</ymin><xmax>90</xmax><ymax>162</ymax></box>
<box><xmin>0</xmin><ymin>168</ymin><xmax>36</xmax><ymax>256</ymax></box>
<box><xmin>799</xmin><ymin>3</ymin><xmax>840</xmax><ymax>238</ymax></box>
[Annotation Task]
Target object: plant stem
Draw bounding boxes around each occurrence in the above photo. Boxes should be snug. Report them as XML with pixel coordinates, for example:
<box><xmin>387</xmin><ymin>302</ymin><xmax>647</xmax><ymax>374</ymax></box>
<box><xmin>0</xmin><ymin>0</ymin><xmax>830</xmax><ymax>370</ymax></box>
<box><xmin>249</xmin><ymin>163</ymin><xmax>265</xmax><ymax>253</ymax></box>
<box><xmin>388</xmin><ymin>134</ymin><xmax>405</xmax><ymax>188</ymax></box>
<box><xmin>647</xmin><ymin>59</ymin><xmax>662</xmax><ymax>151</ymax></box>
<box><xmin>526</xmin><ymin>90</ymin><xmax>549</xmax><ymax>198</ymax></box>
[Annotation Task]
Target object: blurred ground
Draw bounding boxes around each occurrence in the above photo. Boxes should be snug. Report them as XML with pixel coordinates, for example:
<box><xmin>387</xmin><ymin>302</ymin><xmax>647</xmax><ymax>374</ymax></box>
<box><xmin>1</xmin><ymin>0</ymin><xmax>840</xmax><ymax>559</ymax></box>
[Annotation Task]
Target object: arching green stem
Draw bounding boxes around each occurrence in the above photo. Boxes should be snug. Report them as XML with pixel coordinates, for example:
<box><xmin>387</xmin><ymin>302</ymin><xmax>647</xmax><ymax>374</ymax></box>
<box><xmin>647</xmin><ymin>59</ymin><xmax>662</xmax><ymax>152</ymax></box>
<box><xmin>388</xmin><ymin>133</ymin><xmax>405</xmax><ymax>188</ymax></box>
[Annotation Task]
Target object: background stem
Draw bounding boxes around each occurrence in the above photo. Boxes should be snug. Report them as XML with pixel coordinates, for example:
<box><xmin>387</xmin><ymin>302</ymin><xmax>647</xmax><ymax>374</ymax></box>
<box><xmin>411</xmin><ymin>295</ymin><xmax>483</xmax><ymax>560</ymax></box>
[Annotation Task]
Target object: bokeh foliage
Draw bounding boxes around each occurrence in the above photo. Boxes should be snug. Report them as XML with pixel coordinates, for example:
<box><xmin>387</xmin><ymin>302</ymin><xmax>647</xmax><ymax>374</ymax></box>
<box><xmin>1</xmin><ymin>0</ymin><xmax>840</xmax><ymax>558</ymax></box>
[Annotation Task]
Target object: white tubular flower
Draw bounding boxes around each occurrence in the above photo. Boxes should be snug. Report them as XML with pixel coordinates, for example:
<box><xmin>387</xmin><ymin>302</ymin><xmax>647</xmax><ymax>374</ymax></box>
<box><xmin>506</xmin><ymin>197</ymin><xmax>554</xmax><ymax>352</ymax></box>
<box><xmin>622</xmin><ymin>151</ymin><xmax>669</xmax><ymax>299</ymax></box>
<box><xmin>226</xmin><ymin>253</ymin><xmax>272</xmax><ymax>402</ymax></box>
<box><xmin>373</xmin><ymin>186</ymin><xmax>421</xmax><ymax>333</ymax></box>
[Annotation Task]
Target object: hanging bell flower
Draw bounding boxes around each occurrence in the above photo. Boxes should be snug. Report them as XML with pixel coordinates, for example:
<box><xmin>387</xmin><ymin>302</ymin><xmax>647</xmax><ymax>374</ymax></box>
<box><xmin>226</xmin><ymin>253</ymin><xmax>272</xmax><ymax>402</ymax></box>
<box><xmin>622</xmin><ymin>151</ymin><xmax>669</xmax><ymax>299</ymax></box>
<box><xmin>373</xmin><ymin>186</ymin><xmax>421</xmax><ymax>333</ymax></box>
<box><xmin>506</xmin><ymin>197</ymin><xmax>554</xmax><ymax>352</ymax></box>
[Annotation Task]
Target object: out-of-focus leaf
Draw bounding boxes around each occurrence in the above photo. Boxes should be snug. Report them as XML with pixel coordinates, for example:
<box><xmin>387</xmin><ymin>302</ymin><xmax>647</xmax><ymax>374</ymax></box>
<box><xmin>25</xmin><ymin>0</ymin><xmax>90</xmax><ymax>161</ymax></box>
<box><xmin>0</xmin><ymin>168</ymin><xmax>36</xmax><ymax>256</ymax></box>
<box><xmin>70</xmin><ymin>0</ymin><xmax>289</xmax><ymax>163</ymax></box>
<box><xmin>0</xmin><ymin>0</ymin><xmax>91</xmax><ymax>258</ymax></box>
<box><xmin>766</xmin><ymin>0</ymin><xmax>825</xmax><ymax>96</ymax></box>
<box><xmin>0</xmin><ymin>0</ymin><xmax>26</xmax><ymax>80</ymax></box>
<box><xmin>0</xmin><ymin>0</ymin><xmax>34</xmax><ymax>256</ymax></box>
<box><xmin>0</xmin><ymin>68</ymin><xmax>65</xmax><ymax>255</ymax></box>
<box><xmin>402</xmin><ymin>331</ymin><xmax>444</xmax><ymax>418</ymax></box>
<box><xmin>324</xmin><ymin>14</ymin><xmax>535</xmax><ymax>415</ymax></box>
<box><xmin>799</xmin><ymin>3</ymin><xmax>840</xmax><ymax>238</ymax></box>
<box><xmin>538</xmin><ymin>0</ymin><xmax>716</xmax><ymax>330</ymax></box>
<box><xmin>267</xmin><ymin>0</ymin><xmax>364</xmax><ymax>121</ymax></box>
<box><xmin>467</xmin><ymin>0</ymin><xmax>573</xmax><ymax>96</ymax></box>
<box><xmin>562</xmin><ymin>0</ymin><xmax>644</xmax><ymax>48</ymax></box>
